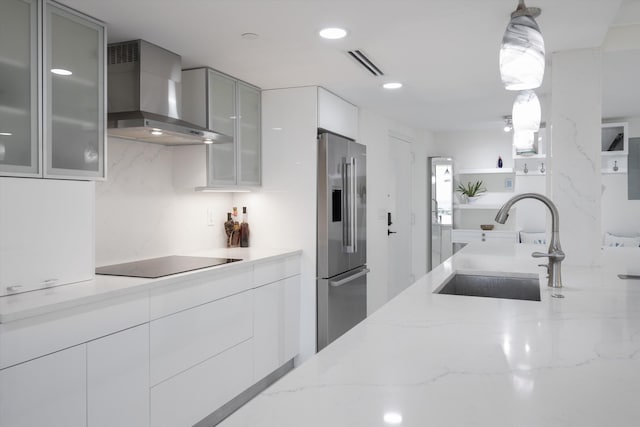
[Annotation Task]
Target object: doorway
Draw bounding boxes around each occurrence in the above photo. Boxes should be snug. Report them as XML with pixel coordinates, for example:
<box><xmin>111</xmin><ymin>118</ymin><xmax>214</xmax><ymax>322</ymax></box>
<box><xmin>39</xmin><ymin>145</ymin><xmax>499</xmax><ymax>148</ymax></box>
<box><xmin>387</xmin><ymin>135</ymin><xmax>413</xmax><ymax>300</ymax></box>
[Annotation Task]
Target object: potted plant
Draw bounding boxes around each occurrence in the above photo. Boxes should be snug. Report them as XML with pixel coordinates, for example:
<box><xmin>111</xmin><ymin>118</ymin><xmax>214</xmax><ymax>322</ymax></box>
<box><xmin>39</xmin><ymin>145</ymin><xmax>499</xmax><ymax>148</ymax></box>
<box><xmin>456</xmin><ymin>180</ymin><xmax>486</xmax><ymax>203</ymax></box>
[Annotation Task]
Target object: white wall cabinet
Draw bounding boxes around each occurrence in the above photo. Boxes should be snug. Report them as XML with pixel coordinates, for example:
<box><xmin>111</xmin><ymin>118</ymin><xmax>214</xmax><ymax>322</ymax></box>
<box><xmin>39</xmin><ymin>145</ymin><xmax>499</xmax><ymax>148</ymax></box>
<box><xmin>182</xmin><ymin>67</ymin><xmax>261</xmax><ymax>188</ymax></box>
<box><xmin>87</xmin><ymin>325</ymin><xmax>150</xmax><ymax>427</ymax></box>
<box><xmin>0</xmin><ymin>177</ymin><xmax>94</xmax><ymax>296</ymax></box>
<box><xmin>601</xmin><ymin>122</ymin><xmax>628</xmax><ymax>173</ymax></box>
<box><xmin>0</xmin><ymin>345</ymin><xmax>87</xmax><ymax>427</ymax></box>
<box><xmin>317</xmin><ymin>87</ymin><xmax>358</xmax><ymax>140</ymax></box>
<box><xmin>0</xmin><ymin>0</ymin><xmax>106</xmax><ymax>180</ymax></box>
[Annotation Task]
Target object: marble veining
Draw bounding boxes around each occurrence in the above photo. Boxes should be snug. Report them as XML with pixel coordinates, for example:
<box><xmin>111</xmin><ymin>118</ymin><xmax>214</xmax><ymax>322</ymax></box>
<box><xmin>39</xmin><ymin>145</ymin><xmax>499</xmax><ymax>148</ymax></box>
<box><xmin>219</xmin><ymin>243</ymin><xmax>640</xmax><ymax>427</ymax></box>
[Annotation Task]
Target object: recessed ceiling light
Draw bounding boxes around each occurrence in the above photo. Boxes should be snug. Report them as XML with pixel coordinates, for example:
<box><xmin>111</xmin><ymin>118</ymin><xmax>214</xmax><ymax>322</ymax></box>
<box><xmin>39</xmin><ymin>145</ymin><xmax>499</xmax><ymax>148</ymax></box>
<box><xmin>241</xmin><ymin>32</ymin><xmax>259</xmax><ymax>40</ymax></box>
<box><xmin>150</xmin><ymin>129</ymin><xmax>163</xmax><ymax>136</ymax></box>
<box><xmin>319</xmin><ymin>27</ymin><xmax>347</xmax><ymax>40</ymax></box>
<box><xmin>51</xmin><ymin>68</ymin><xmax>72</xmax><ymax>76</ymax></box>
<box><xmin>382</xmin><ymin>82</ymin><xmax>403</xmax><ymax>90</ymax></box>
<box><xmin>383</xmin><ymin>412</ymin><xmax>403</xmax><ymax>425</ymax></box>
<box><xmin>0</xmin><ymin>132</ymin><xmax>12</xmax><ymax>136</ymax></box>
<box><xmin>203</xmin><ymin>138</ymin><xmax>213</xmax><ymax>144</ymax></box>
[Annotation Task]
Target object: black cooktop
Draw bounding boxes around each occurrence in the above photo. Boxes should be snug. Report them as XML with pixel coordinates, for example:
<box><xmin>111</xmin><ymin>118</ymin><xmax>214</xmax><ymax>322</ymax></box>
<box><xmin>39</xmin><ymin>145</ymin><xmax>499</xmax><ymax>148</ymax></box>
<box><xmin>95</xmin><ymin>255</ymin><xmax>242</xmax><ymax>279</ymax></box>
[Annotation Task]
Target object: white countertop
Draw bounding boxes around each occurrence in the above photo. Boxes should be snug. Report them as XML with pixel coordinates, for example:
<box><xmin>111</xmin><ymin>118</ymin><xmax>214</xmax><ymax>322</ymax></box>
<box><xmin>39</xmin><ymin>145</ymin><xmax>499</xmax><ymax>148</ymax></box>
<box><xmin>220</xmin><ymin>243</ymin><xmax>640</xmax><ymax>427</ymax></box>
<box><xmin>0</xmin><ymin>247</ymin><xmax>300</xmax><ymax>323</ymax></box>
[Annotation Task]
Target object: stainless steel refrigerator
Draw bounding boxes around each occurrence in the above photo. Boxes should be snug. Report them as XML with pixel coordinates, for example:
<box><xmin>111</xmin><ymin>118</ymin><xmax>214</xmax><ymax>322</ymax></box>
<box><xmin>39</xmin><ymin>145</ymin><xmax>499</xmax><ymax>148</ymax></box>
<box><xmin>317</xmin><ymin>132</ymin><xmax>368</xmax><ymax>351</ymax></box>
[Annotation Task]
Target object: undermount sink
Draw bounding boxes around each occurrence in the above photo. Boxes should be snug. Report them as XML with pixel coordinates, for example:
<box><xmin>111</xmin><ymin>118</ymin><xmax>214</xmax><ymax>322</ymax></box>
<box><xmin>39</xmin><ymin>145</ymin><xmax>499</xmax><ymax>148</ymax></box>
<box><xmin>435</xmin><ymin>273</ymin><xmax>541</xmax><ymax>301</ymax></box>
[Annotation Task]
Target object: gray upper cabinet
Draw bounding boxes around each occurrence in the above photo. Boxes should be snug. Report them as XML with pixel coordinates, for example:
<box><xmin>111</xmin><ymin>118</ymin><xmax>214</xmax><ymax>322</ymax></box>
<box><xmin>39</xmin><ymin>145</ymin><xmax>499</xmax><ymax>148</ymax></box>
<box><xmin>0</xmin><ymin>0</ymin><xmax>39</xmax><ymax>176</ymax></box>
<box><xmin>183</xmin><ymin>67</ymin><xmax>261</xmax><ymax>188</ymax></box>
<box><xmin>237</xmin><ymin>82</ymin><xmax>261</xmax><ymax>186</ymax></box>
<box><xmin>0</xmin><ymin>0</ymin><xmax>105</xmax><ymax>180</ymax></box>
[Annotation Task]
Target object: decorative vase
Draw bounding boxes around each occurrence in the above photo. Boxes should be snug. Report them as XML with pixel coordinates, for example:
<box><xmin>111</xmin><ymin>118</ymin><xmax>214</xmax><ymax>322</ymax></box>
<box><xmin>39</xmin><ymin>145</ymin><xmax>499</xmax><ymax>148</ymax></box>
<box><xmin>467</xmin><ymin>196</ymin><xmax>480</xmax><ymax>204</ymax></box>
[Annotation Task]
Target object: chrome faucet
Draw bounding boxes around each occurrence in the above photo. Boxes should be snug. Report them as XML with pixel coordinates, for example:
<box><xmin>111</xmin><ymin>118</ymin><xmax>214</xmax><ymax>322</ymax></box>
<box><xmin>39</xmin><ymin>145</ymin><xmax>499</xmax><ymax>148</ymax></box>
<box><xmin>495</xmin><ymin>193</ymin><xmax>565</xmax><ymax>289</ymax></box>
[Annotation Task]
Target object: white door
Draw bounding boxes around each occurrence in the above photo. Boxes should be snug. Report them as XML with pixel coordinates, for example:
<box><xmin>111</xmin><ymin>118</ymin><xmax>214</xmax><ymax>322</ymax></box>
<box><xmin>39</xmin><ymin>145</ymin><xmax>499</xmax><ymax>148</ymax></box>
<box><xmin>387</xmin><ymin>135</ymin><xmax>413</xmax><ymax>300</ymax></box>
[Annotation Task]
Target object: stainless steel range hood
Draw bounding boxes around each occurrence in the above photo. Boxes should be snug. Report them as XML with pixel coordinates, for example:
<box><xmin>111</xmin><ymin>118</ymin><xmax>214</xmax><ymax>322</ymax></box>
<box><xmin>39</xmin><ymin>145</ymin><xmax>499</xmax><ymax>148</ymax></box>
<box><xmin>107</xmin><ymin>40</ymin><xmax>231</xmax><ymax>145</ymax></box>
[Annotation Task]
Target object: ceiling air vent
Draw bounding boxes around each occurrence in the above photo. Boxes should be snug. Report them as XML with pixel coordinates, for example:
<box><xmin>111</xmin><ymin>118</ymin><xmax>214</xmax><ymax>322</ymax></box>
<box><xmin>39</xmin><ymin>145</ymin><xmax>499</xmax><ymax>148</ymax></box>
<box><xmin>108</xmin><ymin>41</ymin><xmax>140</xmax><ymax>65</ymax></box>
<box><xmin>347</xmin><ymin>50</ymin><xmax>384</xmax><ymax>76</ymax></box>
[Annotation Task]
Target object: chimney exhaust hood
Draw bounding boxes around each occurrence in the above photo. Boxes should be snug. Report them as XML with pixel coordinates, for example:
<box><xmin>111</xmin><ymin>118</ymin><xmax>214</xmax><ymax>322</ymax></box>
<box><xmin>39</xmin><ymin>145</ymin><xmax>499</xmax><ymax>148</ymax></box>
<box><xmin>107</xmin><ymin>40</ymin><xmax>231</xmax><ymax>145</ymax></box>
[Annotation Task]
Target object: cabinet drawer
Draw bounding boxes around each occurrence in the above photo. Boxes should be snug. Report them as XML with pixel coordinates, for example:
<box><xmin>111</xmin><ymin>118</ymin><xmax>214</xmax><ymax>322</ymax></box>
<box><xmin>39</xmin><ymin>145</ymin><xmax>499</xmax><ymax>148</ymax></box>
<box><xmin>149</xmin><ymin>265</ymin><xmax>252</xmax><ymax>320</ymax></box>
<box><xmin>253</xmin><ymin>255</ymin><xmax>300</xmax><ymax>287</ymax></box>
<box><xmin>150</xmin><ymin>291</ymin><xmax>252</xmax><ymax>386</ymax></box>
<box><xmin>452</xmin><ymin>230</ymin><xmax>518</xmax><ymax>244</ymax></box>
<box><xmin>150</xmin><ymin>339</ymin><xmax>253</xmax><ymax>427</ymax></box>
<box><xmin>0</xmin><ymin>293</ymin><xmax>148</xmax><ymax>369</ymax></box>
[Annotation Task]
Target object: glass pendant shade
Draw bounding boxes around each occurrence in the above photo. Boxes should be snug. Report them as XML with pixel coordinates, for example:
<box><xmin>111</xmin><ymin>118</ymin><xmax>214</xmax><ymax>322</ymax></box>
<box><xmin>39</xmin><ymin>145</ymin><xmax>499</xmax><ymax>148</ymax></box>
<box><xmin>512</xmin><ymin>90</ymin><xmax>541</xmax><ymax>133</ymax></box>
<box><xmin>499</xmin><ymin>14</ymin><xmax>545</xmax><ymax>90</ymax></box>
<box><xmin>513</xmin><ymin>130</ymin><xmax>536</xmax><ymax>155</ymax></box>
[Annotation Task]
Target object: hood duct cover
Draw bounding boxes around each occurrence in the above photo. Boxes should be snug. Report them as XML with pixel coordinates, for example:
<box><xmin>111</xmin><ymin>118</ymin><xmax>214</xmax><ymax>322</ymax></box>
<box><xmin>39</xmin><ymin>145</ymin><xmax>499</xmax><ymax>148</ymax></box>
<box><xmin>107</xmin><ymin>40</ymin><xmax>231</xmax><ymax>145</ymax></box>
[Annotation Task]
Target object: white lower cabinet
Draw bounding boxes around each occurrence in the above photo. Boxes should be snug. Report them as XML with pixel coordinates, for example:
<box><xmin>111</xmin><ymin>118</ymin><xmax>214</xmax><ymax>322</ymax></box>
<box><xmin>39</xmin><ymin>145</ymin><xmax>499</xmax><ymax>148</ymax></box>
<box><xmin>150</xmin><ymin>291</ymin><xmax>253</xmax><ymax>386</ymax></box>
<box><xmin>253</xmin><ymin>275</ymin><xmax>301</xmax><ymax>380</ymax></box>
<box><xmin>87</xmin><ymin>325</ymin><xmax>150</xmax><ymax>427</ymax></box>
<box><xmin>0</xmin><ymin>345</ymin><xmax>87</xmax><ymax>427</ymax></box>
<box><xmin>150</xmin><ymin>339</ymin><xmax>253</xmax><ymax>427</ymax></box>
<box><xmin>0</xmin><ymin>253</ymin><xmax>301</xmax><ymax>427</ymax></box>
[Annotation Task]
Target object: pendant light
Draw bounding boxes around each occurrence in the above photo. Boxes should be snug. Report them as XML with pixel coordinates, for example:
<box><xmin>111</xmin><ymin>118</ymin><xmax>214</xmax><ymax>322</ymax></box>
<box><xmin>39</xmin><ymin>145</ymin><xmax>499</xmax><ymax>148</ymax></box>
<box><xmin>499</xmin><ymin>0</ymin><xmax>545</xmax><ymax>91</ymax></box>
<box><xmin>512</xmin><ymin>90</ymin><xmax>541</xmax><ymax>133</ymax></box>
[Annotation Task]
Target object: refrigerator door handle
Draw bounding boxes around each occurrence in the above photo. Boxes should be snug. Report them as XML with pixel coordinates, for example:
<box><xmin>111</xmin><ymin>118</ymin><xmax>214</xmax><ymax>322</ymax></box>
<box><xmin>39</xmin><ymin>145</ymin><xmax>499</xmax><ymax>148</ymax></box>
<box><xmin>351</xmin><ymin>156</ymin><xmax>357</xmax><ymax>253</ymax></box>
<box><xmin>343</xmin><ymin>156</ymin><xmax>356</xmax><ymax>254</ymax></box>
<box><xmin>329</xmin><ymin>268</ymin><xmax>370</xmax><ymax>287</ymax></box>
<box><xmin>342</xmin><ymin>158</ymin><xmax>350</xmax><ymax>252</ymax></box>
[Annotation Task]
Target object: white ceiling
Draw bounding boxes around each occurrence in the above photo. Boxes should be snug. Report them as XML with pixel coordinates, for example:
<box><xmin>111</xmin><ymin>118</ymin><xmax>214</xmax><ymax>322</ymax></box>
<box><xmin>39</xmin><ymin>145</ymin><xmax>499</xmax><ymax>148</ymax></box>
<box><xmin>62</xmin><ymin>0</ymin><xmax>640</xmax><ymax>132</ymax></box>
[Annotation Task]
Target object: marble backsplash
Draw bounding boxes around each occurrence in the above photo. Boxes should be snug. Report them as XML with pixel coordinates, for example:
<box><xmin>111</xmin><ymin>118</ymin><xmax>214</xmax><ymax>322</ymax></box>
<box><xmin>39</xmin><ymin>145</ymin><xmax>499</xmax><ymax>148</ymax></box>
<box><xmin>95</xmin><ymin>138</ymin><xmax>232</xmax><ymax>266</ymax></box>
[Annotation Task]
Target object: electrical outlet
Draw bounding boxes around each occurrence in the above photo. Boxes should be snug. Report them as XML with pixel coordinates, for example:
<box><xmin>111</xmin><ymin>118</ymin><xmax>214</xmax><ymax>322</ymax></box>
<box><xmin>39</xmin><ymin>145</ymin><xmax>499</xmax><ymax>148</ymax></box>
<box><xmin>206</xmin><ymin>208</ymin><xmax>215</xmax><ymax>226</ymax></box>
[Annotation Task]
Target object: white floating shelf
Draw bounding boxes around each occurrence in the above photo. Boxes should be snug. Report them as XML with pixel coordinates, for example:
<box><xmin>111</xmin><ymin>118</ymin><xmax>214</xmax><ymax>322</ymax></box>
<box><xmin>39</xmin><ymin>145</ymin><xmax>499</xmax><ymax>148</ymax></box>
<box><xmin>602</xmin><ymin>168</ymin><xmax>628</xmax><ymax>174</ymax></box>
<box><xmin>514</xmin><ymin>154</ymin><xmax>546</xmax><ymax>160</ymax></box>
<box><xmin>457</xmin><ymin>168</ymin><xmax>514</xmax><ymax>175</ymax></box>
<box><xmin>515</xmin><ymin>171</ymin><xmax>546</xmax><ymax>176</ymax></box>
<box><xmin>601</xmin><ymin>151</ymin><xmax>627</xmax><ymax>157</ymax></box>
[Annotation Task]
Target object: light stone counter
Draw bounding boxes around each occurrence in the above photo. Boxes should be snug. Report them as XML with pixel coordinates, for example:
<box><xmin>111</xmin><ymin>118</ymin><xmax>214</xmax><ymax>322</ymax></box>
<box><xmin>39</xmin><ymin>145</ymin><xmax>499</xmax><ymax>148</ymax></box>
<box><xmin>220</xmin><ymin>243</ymin><xmax>640</xmax><ymax>427</ymax></box>
<box><xmin>0</xmin><ymin>247</ymin><xmax>301</xmax><ymax>323</ymax></box>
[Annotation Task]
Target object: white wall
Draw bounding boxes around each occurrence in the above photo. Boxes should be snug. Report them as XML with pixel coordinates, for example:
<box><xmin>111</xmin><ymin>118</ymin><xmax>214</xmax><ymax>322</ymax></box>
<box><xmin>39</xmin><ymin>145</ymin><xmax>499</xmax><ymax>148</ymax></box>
<box><xmin>95</xmin><ymin>138</ymin><xmax>231</xmax><ymax>266</ymax></box>
<box><xmin>359</xmin><ymin>108</ymin><xmax>432</xmax><ymax>314</ymax></box>
<box><xmin>549</xmin><ymin>48</ymin><xmax>602</xmax><ymax>266</ymax></box>
<box><xmin>434</xmin><ymin>129</ymin><xmax>513</xmax><ymax>170</ymax></box>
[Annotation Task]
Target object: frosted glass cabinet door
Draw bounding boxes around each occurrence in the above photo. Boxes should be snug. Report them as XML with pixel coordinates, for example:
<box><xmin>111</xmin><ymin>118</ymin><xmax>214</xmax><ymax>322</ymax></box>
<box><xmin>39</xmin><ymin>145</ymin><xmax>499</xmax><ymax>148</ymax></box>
<box><xmin>0</xmin><ymin>0</ymin><xmax>39</xmax><ymax>176</ymax></box>
<box><xmin>237</xmin><ymin>82</ymin><xmax>261</xmax><ymax>186</ymax></box>
<box><xmin>44</xmin><ymin>1</ymin><xmax>105</xmax><ymax>179</ymax></box>
<box><xmin>206</xmin><ymin>70</ymin><xmax>236</xmax><ymax>186</ymax></box>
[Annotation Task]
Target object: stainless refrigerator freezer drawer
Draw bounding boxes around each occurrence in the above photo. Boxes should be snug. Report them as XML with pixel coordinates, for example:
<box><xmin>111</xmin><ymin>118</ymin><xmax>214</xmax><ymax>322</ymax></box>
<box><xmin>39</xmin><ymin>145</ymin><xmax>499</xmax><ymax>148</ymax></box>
<box><xmin>316</xmin><ymin>266</ymin><xmax>369</xmax><ymax>351</ymax></box>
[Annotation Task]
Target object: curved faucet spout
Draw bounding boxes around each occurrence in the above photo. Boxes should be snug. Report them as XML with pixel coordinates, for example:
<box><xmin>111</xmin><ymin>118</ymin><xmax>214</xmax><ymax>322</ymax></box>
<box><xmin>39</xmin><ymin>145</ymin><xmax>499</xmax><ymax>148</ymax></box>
<box><xmin>495</xmin><ymin>193</ymin><xmax>564</xmax><ymax>289</ymax></box>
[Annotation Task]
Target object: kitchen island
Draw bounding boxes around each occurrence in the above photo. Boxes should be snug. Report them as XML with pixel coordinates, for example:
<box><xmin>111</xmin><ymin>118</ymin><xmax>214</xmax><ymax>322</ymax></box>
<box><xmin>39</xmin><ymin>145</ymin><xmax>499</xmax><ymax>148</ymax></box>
<box><xmin>220</xmin><ymin>242</ymin><xmax>640</xmax><ymax>427</ymax></box>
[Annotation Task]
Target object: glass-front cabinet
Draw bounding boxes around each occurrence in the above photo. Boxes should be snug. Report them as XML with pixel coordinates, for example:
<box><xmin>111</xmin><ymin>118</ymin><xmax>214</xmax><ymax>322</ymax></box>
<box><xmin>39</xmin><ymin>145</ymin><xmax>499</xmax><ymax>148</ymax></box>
<box><xmin>206</xmin><ymin>70</ymin><xmax>237</xmax><ymax>186</ymax></box>
<box><xmin>45</xmin><ymin>1</ymin><xmax>105</xmax><ymax>178</ymax></box>
<box><xmin>0</xmin><ymin>0</ymin><xmax>105</xmax><ymax>180</ymax></box>
<box><xmin>0</xmin><ymin>0</ymin><xmax>39</xmax><ymax>176</ymax></box>
<box><xmin>237</xmin><ymin>82</ymin><xmax>261</xmax><ymax>186</ymax></box>
<box><xmin>183</xmin><ymin>67</ymin><xmax>261</xmax><ymax>189</ymax></box>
